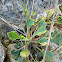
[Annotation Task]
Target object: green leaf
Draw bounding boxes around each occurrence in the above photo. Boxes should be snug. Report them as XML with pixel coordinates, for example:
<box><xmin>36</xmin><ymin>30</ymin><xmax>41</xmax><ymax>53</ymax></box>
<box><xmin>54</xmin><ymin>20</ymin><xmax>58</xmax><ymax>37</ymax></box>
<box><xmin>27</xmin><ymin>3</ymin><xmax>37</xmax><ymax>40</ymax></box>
<box><xmin>45</xmin><ymin>51</ymin><xmax>53</xmax><ymax>62</ymax></box>
<box><xmin>18</xmin><ymin>57</ymin><xmax>23</xmax><ymax>62</ymax></box>
<box><xmin>46</xmin><ymin>9</ymin><xmax>54</xmax><ymax>16</ymax></box>
<box><xmin>27</xmin><ymin>19</ymin><xmax>34</xmax><ymax>30</ymax></box>
<box><xmin>51</xmin><ymin>38</ymin><xmax>58</xmax><ymax>44</ymax></box>
<box><xmin>27</xmin><ymin>34</ymin><xmax>30</xmax><ymax>39</ymax></box>
<box><xmin>60</xmin><ymin>16</ymin><xmax>62</xmax><ymax>19</ymax></box>
<box><xmin>19</xmin><ymin>35</ymin><xmax>28</xmax><ymax>40</ymax></box>
<box><xmin>22</xmin><ymin>58</ymin><xmax>28</xmax><ymax>62</ymax></box>
<box><xmin>56</xmin><ymin>33</ymin><xmax>62</xmax><ymax>44</ymax></box>
<box><xmin>59</xmin><ymin>33</ymin><xmax>62</xmax><ymax>44</ymax></box>
<box><xmin>51</xmin><ymin>33</ymin><xmax>62</xmax><ymax>44</ymax></box>
<box><xmin>22</xmin><ymin>12</ymin><xmax>25</xmax><ymax>15</ymax></box>
<box><xmin>20</xmin><ymin>49</ymin><xmax>30</xmax><ymax>57</ymax></box>
<box><xmin>58</xmin><ymin>16</ymin><xmax>62</xmax><ymax>22</ymax></box>
<box><xmin>14</xmin><ymin>42</ymin><xmax>21</xmax><ymax>49</ymax></box>
<box><xmin>26</xmin><ymin>0</ymin><xmax>29</xmax><ymax>8</ymax></box>
<box><xmin>26</xmin><ymin>11</ymin><xmax>30</xmax><ymax>19</ymax></box>
<box><xmin>46</xmin><ymin>51</ymin><xmax>53</xmax><ymax>59</ymax></box>
<box><xmin>37</xmin><ymin>52</ymin><xmax>43</xmax><ymax>61</ymax></box>
<box><xmin>51</xmin><ymin>32</ymin><xmax>54</xmax><ymax>36</ymax></box>
<box><xmin>31</xmin><ymin>11</ymin><xmax>36</xmax><ymax>16</ymax></box>
<box><xmin>40</xmin><ymin>42</ymin><xmax>47</xmax><ymax>46</ymax></box>
<box><xmin>36</xmin><ymin>38</ymin><xmax>47</xmax><ymax>43</ymax></box>
<box><xmin>18</xmin><ymin>24</ymin><xmax>25</xmax><ymax>32</ymax></box>
<box><xmin>40</xmin><ymin>16</ymin><xmax>46</xmax><ymax>21</ymax></box>
<box><xmin>11</xmin><ymin>50</ymin><xmax>20</xmax><ymax>60</ymax></box>
<box><xmin>36</xmin><ymin>38</ymin><xmax>47</xmax><ymax>46</ymax></box>
<box><xmin>52</xmin><ymin>30</ymin><xmax>58</xmax><ymax>37</ymax></box>
<box><xmin>32</xmin><ymin>27</ymin><xmax>47</xmax><ymax>37</ymax></box>
<box><xmin>45</xmin><ymin>9</ymin><xmax>54</xmax><ymax>21</ymax></box>
<box><xmin>38</xmin><ymin>21</ymin><xmax>46</xmax><ymax>27</ymax></box>
<box><xmin>14</xmin><ymin>44</ymin><xmax>20</xmax><ymax>49</ymax></box>
<box><xmin>7</xmin><ymin>31</ymin><xmax>19</xmax><ymax>40</ymax></box>
<box><xmin>18</xmin><ymin>3</ymin><xmax>24</xmax><ymax>10</ymax></box>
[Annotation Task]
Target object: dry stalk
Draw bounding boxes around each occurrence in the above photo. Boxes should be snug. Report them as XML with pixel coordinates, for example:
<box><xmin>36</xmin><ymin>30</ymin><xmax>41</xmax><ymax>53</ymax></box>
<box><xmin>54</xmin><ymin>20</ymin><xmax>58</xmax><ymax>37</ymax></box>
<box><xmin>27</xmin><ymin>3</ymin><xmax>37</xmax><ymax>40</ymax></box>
<box><xmin>42</xmin><ymin>0</ymin><xmax>58</xmax><ymax>62</ymax></box>
<box><xmin>0</xmin><ymin>15</ymin><xmax>26</xmax><ymax>37</ymax></box>
<box><xmin>30</xmin><ymin>0</ymin><xmax>34</xmax><ymax>18</ymax></box>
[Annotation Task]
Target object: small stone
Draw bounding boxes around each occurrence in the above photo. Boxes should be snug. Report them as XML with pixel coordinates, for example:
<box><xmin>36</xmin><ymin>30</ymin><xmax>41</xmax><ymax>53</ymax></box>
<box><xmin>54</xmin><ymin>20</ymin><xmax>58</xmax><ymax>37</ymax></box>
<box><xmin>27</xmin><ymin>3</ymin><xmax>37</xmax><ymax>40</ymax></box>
<box><xmin>0</xmin><ymin>41</ymin><xmax>5</xmax><ymax>62</ymax></box>
<box><xmin>7</xmin><ymin>44</ymin><xmax>18</xmax><ymax>62</ymax></box>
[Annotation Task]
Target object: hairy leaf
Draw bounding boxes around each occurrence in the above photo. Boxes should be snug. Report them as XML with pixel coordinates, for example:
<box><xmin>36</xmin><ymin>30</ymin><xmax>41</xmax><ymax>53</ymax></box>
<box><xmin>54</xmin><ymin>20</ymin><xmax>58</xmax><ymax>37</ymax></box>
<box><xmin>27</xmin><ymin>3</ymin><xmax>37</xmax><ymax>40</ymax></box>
<box><xmin>20</xmin><ymin>49</ymin><xmax>30</xmax><ymax>57</ymax></box>
<box><xmin>51</xmin><ymin>33</ymin><xmax>62</xmax><ymax>44</ymax></box>
<box><xmin>46</xmin><ymin>51</ymin><xmax>53</xmax><ymax>59</ymax></box>
<box><xmin>36</xmin><ymin>38</ymin><xmax>47</xmax><ymax>46</ymax></box>
<box><xmin>52</xmin><ymin>30</ymin><xmax>58</xmax><ymax>37</ymax></box>
<box><xmin>27</xmin><ymin>19</ymin><xmax>34</xmax><ymax>30</ymax></box>
<box><xmin>7</xmin><ymin>31</ymin><xmax>19</xmax><ymax>40</ymax></box>
<box><xmin>18</xmin><ymin>24</ymin><xmax>25</xmax><ymax>32</ymax></box>
<box><xmin>45</xmin><ymin>51</ymin><xmax>53</xmax><ymax>62</ymax></box>
<box><xmin>19</xmin><ymin>35</ymin><xmax>28</xmax><ymax>40</ymax></box>
<box><xmin>40</xmin><ymin>42</ymin><xmax>47</xmax><ymax>46</ymax></box>
<box><xmin>22</xmin><ymin>58</ymin><xmax>28</xmax><ymax>62</ymax></box>
<box><xmin>11</xmin><ymin>50</ymin><xmax>20</xmax><ymax>60</ymax></box>
<box><xmin>37</xmin><ymin>52</ymin><xmax>43</xmax><ymax>61</ymax></box>
<box><xmin>32</xmin><ymin>27</ymin><xmax>47</xmax><ymax>37</ymax></box>
<box><xmin>18</xmin><ymin>57</ymin><xmax>23</xmax><ymax>62</ymax></box>
<box><xmin>37</xmin><ymin>38</ymin><xmax>47</xmax><ymax>43</ymax></box>
<box><xmin>14</xmin><ymin>42</ymin><xmax>21</xmax><ymax>49</ymax></box>
<box><xmin>38</xmin><ymin>21</ymin><xmax>46</xmax><ymax>27</ymax></box>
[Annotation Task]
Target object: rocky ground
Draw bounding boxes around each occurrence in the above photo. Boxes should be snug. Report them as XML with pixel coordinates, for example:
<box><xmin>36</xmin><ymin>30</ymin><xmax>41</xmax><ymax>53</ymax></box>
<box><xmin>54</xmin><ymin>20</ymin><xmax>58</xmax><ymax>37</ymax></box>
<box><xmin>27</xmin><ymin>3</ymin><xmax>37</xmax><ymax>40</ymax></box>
<box><xmin>0</xmin><ymin>41</ymin><xmax>5</xmax><ymax>62</ymax></box>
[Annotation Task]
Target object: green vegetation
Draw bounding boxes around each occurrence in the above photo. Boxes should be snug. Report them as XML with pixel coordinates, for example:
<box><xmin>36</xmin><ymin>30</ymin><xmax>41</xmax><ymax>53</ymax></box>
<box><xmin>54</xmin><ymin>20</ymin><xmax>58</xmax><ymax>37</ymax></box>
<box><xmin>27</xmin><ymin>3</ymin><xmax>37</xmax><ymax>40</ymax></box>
<box><xmin>7</xmin><ymin>0</ymin><xmax>62</xmax><ymax>62</ymax></box>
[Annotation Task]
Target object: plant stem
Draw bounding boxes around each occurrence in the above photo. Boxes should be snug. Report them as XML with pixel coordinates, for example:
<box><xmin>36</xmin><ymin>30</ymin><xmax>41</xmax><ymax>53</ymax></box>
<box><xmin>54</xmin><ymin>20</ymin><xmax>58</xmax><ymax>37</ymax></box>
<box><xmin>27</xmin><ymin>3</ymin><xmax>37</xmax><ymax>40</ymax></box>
<box><xmin>42</xmin><ymin>2</ymin><xmax>58</xmax><ymax>61</ymax></box>
<box><xmin>0</xmin><ymin>15</ymin><xmax>26</xmax><ymax>37</ymax></box>
<box><xmin>34</xmin><ymin>46</ymin><xmax>44</xmax><ymax>55</ymax></box>
<box><xmin>30</xmin><ymin>0</ymin><xmax>34</xmax><ymax>18</ymax></box>
<box><xmin>15</xmin><ymin>41</ymin><xmax>31</xmax><ymax>52</ymax></box>
<box><xmin>43</xmin><ymin>20</ymin><xmax>54</xmax><ymax>62</ymax></box>
<box><xmin>46</xmin><ymin>22</ymin><xmax>62</xmax><ymax>24</ymax></box>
